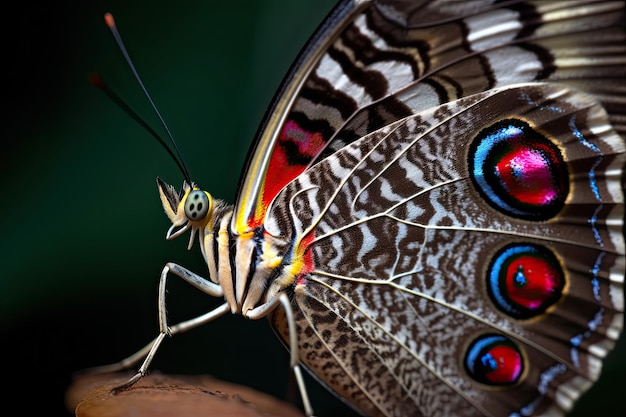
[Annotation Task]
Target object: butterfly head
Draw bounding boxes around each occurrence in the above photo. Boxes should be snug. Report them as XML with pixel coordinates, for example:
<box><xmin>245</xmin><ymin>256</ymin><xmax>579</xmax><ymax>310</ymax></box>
<box><xmin>157</xmin><ymin>177</ymin><xmax>214</xmax><ymax>249</ymax></box>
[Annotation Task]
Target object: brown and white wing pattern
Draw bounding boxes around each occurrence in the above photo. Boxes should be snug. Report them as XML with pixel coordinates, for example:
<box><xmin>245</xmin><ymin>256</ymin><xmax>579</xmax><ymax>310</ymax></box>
<box><xmin>228</xmin><ymin>1</ymin><xmax>626</xmax><ymax>416</ymax></box>
<box><xmin>268</xmin><ymin>84</ymin><xmax>624</xmax><ymax>417</ymax></box>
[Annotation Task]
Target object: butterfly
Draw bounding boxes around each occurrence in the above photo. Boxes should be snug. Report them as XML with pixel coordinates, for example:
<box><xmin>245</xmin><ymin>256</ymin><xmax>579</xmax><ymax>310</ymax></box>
<box><xmin>101</xmin><ymin>1</ymin><xmax>626</xmax><ymax>416</ymax></box>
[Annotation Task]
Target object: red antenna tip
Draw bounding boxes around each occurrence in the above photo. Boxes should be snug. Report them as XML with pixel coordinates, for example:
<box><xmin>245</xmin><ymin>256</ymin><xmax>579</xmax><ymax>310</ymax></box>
<box><xmin>104</xmin><ymin>13</ymin><xmax>115</xmax><ymax>28</ymax></box>
<box><xmin>88</xmin><ymin>72</ymin><xmax>104</xmax><ymax>89</ymax></box>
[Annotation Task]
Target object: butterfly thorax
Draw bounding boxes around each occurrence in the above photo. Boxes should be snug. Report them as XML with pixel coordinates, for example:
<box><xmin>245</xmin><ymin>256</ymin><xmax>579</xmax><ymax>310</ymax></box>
<box><xmin>157</xmin><ymin>177</ymin><xmax>295</xmax><ymax>317</ymax></box>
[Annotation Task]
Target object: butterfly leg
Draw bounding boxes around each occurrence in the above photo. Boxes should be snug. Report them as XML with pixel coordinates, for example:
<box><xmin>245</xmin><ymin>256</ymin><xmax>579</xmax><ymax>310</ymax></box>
<box><xmin>247</xmin><ymin>292</ymin><xmax>315</xmax><ymax>417</ymax></box>
<box><xmin>85</xmin><ymin>262</ymin><xmax>229</xmax><ymax>391</ymax></box>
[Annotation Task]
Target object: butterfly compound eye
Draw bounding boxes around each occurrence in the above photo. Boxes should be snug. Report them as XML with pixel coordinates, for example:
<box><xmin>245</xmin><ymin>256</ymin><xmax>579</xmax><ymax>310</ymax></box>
<box><xmin>185</xmin><ymin>190</ymin><xmax>210</xmax><ymax>221</ymax></box>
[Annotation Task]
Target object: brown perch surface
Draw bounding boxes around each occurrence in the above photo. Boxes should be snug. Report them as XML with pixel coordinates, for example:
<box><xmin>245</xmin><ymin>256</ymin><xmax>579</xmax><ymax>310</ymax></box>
<box><xmin>66</xmin><ymin>372</ymin><xmax>305</xmax><ymax>417</ymax></box>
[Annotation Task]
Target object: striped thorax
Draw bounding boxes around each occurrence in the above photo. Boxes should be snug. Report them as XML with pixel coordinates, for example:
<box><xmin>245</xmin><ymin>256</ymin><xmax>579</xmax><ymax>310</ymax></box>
<box><xmin>157</xmin><ymin>178</ymin><xmax>298</xmax><ymax>318</ymax></box>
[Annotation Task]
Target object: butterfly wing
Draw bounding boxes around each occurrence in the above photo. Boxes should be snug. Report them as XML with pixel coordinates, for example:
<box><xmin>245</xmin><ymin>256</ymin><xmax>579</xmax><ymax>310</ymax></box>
<box><xmin>268</xmin><ymin>83</ymin><xmax>625</xmax><ymax>416</ymax></box>
<box><xmin>232</xmin><ymin>0</ymin><xmax>626</xmax><ymax>235</ymax></box>
<box><xmin>232</xmin><ymin>0</ymin><xmax>625</xmax><ymax>416</ymax></box>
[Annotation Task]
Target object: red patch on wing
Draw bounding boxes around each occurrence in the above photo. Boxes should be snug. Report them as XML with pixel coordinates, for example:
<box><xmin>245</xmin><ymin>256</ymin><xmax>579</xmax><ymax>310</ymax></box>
<box><xmin>252</xmin><ymin>120</ymin><xmax>326</xmax><ymax>227</ymax></box>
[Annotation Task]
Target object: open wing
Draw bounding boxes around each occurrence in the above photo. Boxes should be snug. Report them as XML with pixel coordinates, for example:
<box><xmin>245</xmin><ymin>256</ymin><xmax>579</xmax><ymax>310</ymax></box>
<box><xmin>268</xmin><ymin>84</ymin><xmax>625</xmax><ymax>416</ymax></box>
<box><xmin>232</xmin><ymin>0</ymin><xmax>626</xmax><ymax>235</ymax></box>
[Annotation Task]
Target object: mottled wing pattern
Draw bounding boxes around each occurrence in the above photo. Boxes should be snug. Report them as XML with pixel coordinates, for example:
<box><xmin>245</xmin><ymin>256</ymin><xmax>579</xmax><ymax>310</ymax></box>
<box><xmin>269</xmin><ymin>84</ymin><xmax>625</xmax><ymax>416</ymax></box>
<box><xmin>233</xmin><ymin>0</ymin><xmax>626</xmax><ymax>231</ymax></box>
<box><xmin>229</xmin><ymin>0</ymin><xmax>626</xmax><ymax>416</ymax></box>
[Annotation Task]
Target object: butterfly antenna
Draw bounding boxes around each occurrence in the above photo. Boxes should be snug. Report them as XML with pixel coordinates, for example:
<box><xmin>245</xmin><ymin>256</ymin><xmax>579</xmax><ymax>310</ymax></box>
<box><xmin>89</xmin><ymin>73</ymin><xmax>190</xmax><ymax>181</ymax></box>
<box><xmin>102</xmin><ymin>12</ymin><xmax>192</xmax><ymax>184</ymax></box>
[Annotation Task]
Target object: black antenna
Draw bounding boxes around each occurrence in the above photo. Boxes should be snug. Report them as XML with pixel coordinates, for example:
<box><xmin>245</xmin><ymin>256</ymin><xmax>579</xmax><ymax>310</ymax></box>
<box><xmin>102</xmin><ymin>12</ymin><xmax>192</xmax><ymax>184</ymax></box>
<box><xmin>89</xmin><ymin>73</ymin><xmax>190</xmax><ymax>180</ymax></box>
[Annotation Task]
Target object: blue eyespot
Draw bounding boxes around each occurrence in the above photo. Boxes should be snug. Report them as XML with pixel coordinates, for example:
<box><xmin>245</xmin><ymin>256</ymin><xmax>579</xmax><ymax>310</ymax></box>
<box><xmin>469</xmin><ymin>119</ymin><xmax>568</xmax><ymax>220</ymax></box>
<box><xmin>465</xmin><ymin>334</ymin><xmax>524</xmax><ymax>386</ymax></box>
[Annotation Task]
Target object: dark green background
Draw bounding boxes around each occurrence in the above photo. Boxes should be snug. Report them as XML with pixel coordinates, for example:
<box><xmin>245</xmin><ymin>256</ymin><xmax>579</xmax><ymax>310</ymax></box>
<box><xmin>2</xmin><ymin>1</ymin><xmax>624</xmax><ymax>416</ymax></box>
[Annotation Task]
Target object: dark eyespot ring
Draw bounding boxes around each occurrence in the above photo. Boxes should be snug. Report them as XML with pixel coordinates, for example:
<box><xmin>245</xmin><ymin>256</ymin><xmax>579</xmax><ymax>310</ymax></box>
<box><xmin>465</xmin><ymin>334</ymin><xmax>524</xmax><ymax>386</ymax></box>
<box><xmin>185</xmin><ymin>190</ymin><xmax>210</xmax><ymax>221</ymax></box>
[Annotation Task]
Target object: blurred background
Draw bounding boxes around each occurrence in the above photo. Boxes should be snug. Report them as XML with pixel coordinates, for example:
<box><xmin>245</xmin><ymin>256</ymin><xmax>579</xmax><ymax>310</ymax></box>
<box><xmin>2</xmin><ymin>1</ymin><xmax>624</xmax><ymax>416</ymax></box>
